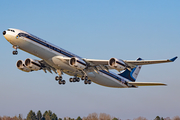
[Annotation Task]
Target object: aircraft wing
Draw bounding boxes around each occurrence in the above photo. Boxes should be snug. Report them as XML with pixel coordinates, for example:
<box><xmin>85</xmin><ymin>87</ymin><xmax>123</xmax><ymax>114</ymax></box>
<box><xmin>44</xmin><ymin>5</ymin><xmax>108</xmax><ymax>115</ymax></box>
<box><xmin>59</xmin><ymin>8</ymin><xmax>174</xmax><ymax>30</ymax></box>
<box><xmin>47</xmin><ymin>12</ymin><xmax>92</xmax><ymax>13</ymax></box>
<box><xmin>84</xmin><ymin>59</ymin><xmax>108</xmax><ymax>66</ymax></box>
<box><xmin>128</xmin><ymin>82</ymin><xmax>166</xmax><ymax>86</ymax></box>
<box><xmin>84</xmin><ymin>56</ymin><xmax>178</xmax><ymax>68</ymax></box>
<box><xmin>39</xmin><ymin>60</ymin><xmax>57</xmax><ymax>74</ymax></box>
<box><xmin>124</xmin><ymin>56</ymin><xmax>178</xmax><ymax>66</ymax></box>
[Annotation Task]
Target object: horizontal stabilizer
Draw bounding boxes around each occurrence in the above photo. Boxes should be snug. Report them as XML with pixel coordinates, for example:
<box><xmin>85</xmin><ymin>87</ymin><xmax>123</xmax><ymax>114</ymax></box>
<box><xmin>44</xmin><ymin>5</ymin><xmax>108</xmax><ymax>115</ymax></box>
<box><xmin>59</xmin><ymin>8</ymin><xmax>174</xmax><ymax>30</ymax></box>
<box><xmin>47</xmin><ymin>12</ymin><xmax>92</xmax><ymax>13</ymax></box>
<box><xmin>128</xmin><ymin>82</ymin><xmax>166</xmax><ymax>86</ymax></box>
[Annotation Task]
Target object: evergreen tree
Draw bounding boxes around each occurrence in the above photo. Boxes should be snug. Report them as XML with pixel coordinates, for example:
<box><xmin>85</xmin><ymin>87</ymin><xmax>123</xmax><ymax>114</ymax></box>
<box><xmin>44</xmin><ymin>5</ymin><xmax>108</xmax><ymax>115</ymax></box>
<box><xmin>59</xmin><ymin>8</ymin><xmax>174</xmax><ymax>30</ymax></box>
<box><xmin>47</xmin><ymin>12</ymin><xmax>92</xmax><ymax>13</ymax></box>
<box><xmin>27</xmin><ymin>110</ymin><xmax>37</xmax><ymax>120</ymax></box>
<box><xmin>37</xmin><ymin>110</ymin><xmax>42</xmax><ymax>120</ymax></box>
<box><xmin>112</xmin><ymin>118</ymin><xmax>118</xmax><ymax>120</ymax></box>
<box><xmin>51</xmin><ymin>113</ymin><xmax>58</xmax><ymax>120</ymax></box>
<box><xmin>42</xmin><ymin>110</ymin><xmax>48</xmax><ymax>120</ymax></box>
<box><xmin>18</xmin><ymin>114</ymin><xmax>22</xmax><ymax>120</ymax></box>
<box><xmin>43</xmin><ymin>111</ymin><xmax>48</xmax><ymax>117</ymax></box>
<box><xmin>160</xmin><ymin>117</ymin><xmax>164</xmax><ymax>120</ymax></box>
<box><xmin>76</xmin><ymin>116</ymin><xmax>82</xmax><ymax>120</ymax></box>
<box><xmin>155</xmin><ymin>116</ymin><xmax>160</xmax><ymax>120</ymax></box>
<box><xmin>47</xmin><ymin>110</ymin><xmax>52</xmax><ymax>117</ymax></box>
<box><xmin>45</xmin><ymin>114</ymin><xmax>51</xmax><ymax>120</ymax></box>
<box><xmin>58</xmin><ymin>118</ymin><xmax>62</xmax><ymax>120</ymax></box>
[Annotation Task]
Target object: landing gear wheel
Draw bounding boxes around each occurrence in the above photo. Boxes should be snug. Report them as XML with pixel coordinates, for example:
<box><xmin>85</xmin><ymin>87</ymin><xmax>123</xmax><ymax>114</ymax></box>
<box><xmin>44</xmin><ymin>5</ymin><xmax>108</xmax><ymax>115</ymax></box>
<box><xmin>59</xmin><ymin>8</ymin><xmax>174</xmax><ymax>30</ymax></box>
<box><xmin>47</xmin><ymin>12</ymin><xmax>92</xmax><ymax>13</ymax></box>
<box><xmin>59</xmin><ymin>76</ymin><xmax>62</xmax><ymax>80</ymax></box>
<box><xmin>12</xmin><ymin>51</ymin><xmax>18</xmax><ymax>55</ymax></box>
<box><xmin>55</xmin><ymin>76</ymin><xmax>62</xmax><ymax>81</ymax></box>
<box><xmin>88</xmin><ymin>80</ymin><xmax>91</xmax><ymax>84</ymax></box>
<box><xmin>85</xmin><ymin>76</ymin><xmax>88</xmax><ymax>80</ymax></box>
<box><xmin>84</xmin><ymin>80</ymin><xmax>88</xmax><ymax>84</ymax></box>
<box><xmin>55</xmin><ymin>76</ymin><xmax>59</xmax><ymax>81</ymax></box>
<box><xmin>62</xmin><ymin>80</ymin><xmax>66</xmax><ymax>85</ymax></box>
<box><xmin>81</xmin><ymin>76</ymin><xmax>85</xmax><ymax>80</ymax></box>
<box><xmin>73</xmin><ymin>78</ymin><xmax>76</xmax><ymax>82</ymax></box>
<box><xmin>58</xmin><ymin>80</ymin><xmax>62</xmax><ymax>85</ymax></box>
<box><xmin>76</xmin><ymin>78</ymin><xmax>80</xmax><ymax>82</ymax></box>
<box><xmin>69</xmin><ymin>78</ymin><xmax>73</xmax><ymax>82</ymax></box>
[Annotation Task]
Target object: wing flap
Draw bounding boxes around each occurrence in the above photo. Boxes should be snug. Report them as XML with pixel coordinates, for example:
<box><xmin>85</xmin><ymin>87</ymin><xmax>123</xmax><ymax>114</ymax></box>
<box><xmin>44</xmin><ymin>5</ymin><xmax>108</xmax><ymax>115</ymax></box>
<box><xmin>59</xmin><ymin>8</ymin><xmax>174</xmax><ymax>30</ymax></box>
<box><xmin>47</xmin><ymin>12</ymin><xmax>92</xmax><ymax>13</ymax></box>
<box><xmin>128</xmin><ymin>82</ymin><xmax>167</xmax><ymax>86</ymax></box>
<box><xmin>84</xmin><ymin>59</ymin><xmax>108</xmax><ymax>66</ymax></box>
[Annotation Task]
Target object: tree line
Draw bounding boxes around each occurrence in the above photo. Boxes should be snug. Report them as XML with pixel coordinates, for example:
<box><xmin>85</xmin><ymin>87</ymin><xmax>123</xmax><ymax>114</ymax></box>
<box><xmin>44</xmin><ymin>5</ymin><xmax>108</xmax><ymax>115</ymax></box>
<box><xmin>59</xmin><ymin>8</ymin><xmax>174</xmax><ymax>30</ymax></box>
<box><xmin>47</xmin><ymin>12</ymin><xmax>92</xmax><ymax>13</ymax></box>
<box><xmin>0</xmin><ymin>110</ymin><xmax>180</xmax><ymax>120</ymax></box>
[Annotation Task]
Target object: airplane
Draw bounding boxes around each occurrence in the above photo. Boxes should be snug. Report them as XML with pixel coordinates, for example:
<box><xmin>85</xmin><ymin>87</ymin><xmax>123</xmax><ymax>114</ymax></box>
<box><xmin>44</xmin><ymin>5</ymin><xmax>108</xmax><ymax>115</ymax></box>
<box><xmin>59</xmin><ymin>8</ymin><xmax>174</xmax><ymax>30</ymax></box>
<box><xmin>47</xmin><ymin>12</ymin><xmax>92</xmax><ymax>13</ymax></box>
<box><xmin>2</xmin><ymin>28</ymin><xmax>178</xmax><ymax>88</ymax></box>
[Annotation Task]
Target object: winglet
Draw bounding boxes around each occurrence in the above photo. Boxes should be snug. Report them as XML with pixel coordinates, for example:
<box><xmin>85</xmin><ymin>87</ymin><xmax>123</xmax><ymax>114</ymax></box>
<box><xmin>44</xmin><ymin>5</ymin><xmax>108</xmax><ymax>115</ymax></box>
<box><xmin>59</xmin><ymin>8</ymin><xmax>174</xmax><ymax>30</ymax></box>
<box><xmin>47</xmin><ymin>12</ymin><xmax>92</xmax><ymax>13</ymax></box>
<box><xmin>170</xmin><ymin>56</ymin><xmax>178</xmax><ymax>62</ymax></box>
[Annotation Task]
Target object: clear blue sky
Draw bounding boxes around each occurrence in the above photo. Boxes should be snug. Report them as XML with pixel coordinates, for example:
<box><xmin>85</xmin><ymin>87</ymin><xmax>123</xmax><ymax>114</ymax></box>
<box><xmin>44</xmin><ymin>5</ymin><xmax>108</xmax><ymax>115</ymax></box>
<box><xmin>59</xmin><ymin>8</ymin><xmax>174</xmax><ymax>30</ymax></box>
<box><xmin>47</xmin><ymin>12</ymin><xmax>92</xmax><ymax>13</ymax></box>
<box><xmin>0</xmin><ymin>1</ymin><xmax>180</xmax><ymax>119</ymax></box>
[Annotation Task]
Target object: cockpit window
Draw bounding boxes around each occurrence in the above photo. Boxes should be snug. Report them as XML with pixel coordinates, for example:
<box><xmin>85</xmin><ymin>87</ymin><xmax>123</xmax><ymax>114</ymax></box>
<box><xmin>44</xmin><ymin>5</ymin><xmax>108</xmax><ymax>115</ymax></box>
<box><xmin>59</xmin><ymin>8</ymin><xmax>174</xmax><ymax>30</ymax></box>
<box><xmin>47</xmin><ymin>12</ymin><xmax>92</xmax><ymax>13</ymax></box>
<box><xmin>7</xmin><ymin>29</ymin><xmax>15</xmax><ymax>32</ymax></box>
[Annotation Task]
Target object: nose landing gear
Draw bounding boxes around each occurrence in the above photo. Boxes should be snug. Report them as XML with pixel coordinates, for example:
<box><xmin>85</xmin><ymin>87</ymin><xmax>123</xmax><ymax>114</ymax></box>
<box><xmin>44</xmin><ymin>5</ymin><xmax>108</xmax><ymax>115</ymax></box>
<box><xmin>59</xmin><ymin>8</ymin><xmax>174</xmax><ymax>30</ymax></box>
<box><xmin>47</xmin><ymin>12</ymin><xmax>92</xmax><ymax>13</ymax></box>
<box><xmin>12</xmin><ymin>45</ymin><xmax>19</xmax><ymax>55</ymax></box>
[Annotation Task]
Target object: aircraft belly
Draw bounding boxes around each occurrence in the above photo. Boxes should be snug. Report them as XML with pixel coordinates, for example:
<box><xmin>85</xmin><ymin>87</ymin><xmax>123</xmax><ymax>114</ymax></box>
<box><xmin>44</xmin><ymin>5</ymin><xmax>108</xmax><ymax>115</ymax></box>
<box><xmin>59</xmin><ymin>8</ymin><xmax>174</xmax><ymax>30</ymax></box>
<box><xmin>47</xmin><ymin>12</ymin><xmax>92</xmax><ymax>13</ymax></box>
<box><xmin>91</xmin><ymin>72</ymin><xmax>128</xmax><ymax>88</ymax></box>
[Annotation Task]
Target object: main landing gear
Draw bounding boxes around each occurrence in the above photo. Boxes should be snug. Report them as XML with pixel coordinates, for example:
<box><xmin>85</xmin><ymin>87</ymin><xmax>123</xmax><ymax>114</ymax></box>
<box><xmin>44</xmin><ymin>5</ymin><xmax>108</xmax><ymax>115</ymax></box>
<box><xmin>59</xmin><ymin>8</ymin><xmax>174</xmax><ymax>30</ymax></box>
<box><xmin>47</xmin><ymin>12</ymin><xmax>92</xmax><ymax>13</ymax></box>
<box><xmin>55</xmin><ymin>69</ymin><xmax>91</xmax><ymax>86</ymax></box>
<box><xmin>69</xmin><ymin>77</ymin><xmax>80</xmax><ymax>82</ymax></box>
<box><xmin>55</xmin><ymin>75</ymin><xmax>91</xmax><ymax>85</ymax></box>
<box><xmin>55</xmin><ymin>76</ymin><xmax>66</xmax><ymax>85</ymax></box>
<box><xmin>81</xmin><ymin>76</ymin><xmax>92</xmax><ymax>85</ymax></box>
<box><xmin>69</xmin><ymin>76</ymin><xmax>91</xmax><ymax>84</ymax></box>
<box><xmin>12</xmin><ymin>45</ymin><xmax>18</xmax><ymax>55</ymax></box>
<box><xmin>82</xmin><ymin>76</ymin><xmax>91</xmax><ymax>84</ymax></box>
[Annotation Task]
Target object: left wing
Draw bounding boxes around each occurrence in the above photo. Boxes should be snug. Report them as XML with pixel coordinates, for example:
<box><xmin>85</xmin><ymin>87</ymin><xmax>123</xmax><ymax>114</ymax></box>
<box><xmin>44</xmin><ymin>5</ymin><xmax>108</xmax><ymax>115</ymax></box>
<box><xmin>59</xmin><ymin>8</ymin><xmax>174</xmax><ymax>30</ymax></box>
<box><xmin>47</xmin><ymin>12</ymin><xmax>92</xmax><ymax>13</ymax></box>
<box><xmin>124</xmin><ymin>56</ymin><xmax>178</xmax><ymax>66</ymax></box>
<box><xmin>84</xmin><ymin>59</ymin><xmax>108</xmax><ymax>66</ymax></box>
<box><xmin>84</xmin><ymin>56</ymin><xmax>178</xmax><ymax>69</ymax></box>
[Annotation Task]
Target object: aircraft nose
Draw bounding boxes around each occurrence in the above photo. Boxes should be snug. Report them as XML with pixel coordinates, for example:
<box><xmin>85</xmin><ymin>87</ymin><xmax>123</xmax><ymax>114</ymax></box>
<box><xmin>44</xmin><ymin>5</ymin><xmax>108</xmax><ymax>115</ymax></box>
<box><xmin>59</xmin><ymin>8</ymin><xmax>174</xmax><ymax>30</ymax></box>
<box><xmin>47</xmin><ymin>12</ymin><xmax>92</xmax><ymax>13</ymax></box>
<box><xmin>3</xmin><ymin>31</ymin><xmax>6</xmax><ymax>35</ymax></box>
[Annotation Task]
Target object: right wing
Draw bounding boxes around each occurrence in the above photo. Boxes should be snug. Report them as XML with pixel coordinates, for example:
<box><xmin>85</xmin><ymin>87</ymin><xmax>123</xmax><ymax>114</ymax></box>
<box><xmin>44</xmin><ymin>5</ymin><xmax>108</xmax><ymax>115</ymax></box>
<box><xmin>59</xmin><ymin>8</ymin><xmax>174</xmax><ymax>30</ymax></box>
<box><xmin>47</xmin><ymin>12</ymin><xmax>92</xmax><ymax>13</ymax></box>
<box><xmin>39</xmin><ymin>60</ymin><xmax>57</xmax><ymax>74</ymax></box>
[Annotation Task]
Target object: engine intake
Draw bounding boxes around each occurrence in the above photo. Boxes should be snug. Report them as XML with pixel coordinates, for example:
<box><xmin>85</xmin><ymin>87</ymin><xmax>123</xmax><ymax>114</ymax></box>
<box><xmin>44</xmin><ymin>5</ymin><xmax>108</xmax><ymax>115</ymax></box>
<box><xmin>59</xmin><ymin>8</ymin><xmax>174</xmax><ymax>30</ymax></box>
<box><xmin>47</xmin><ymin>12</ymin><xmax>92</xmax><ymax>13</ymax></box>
<box><xmin>16</xmin><ymin>60</ymin><xmax>31</xmax><ymax>72</ymax></box>
<box><xmin>108</xmin><ymin>58</ymin><xmax>127</xmax><ymax>71</ymax></box>
<box><xmin>69</xmin><ymin>57</ymin><xmax>87</xmax><ymax>70</ymax></box>
<box><xmin>25</xmin><ymin>58</ymin><xmax>41</xmax><ymax>71</ymax></box>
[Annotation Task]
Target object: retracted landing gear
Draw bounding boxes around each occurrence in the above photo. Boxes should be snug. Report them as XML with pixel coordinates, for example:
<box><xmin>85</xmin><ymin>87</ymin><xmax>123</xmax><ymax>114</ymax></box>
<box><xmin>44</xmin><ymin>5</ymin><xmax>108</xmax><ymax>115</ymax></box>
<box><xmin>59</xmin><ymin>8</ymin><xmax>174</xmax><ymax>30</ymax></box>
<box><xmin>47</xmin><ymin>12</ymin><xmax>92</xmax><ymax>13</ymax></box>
<box><xmin>12</xmin><ymin>45</ymin><xmax>19</xmax><ymax>55</ymax></box>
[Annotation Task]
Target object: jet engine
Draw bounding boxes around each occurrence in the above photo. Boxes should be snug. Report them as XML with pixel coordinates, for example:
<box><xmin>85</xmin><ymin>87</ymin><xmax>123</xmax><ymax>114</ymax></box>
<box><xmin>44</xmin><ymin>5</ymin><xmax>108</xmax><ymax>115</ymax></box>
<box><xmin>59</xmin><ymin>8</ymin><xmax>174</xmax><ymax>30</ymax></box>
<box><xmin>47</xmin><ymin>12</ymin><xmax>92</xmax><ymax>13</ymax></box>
<box><xmin>69</xmin><ymin>57</ymin><xmax>87</xmax><ymax>70</ymax></box>
<box><xmin>25</xmin><ymin>58</ymin><xmax>41</xmax><ymax>71</ymax></box>
<box><xmin>108</xmin><ymin>58</ymin><xmax>127</xmax><ymax>71</ymax></box>
<box><xmin>16</xmin><ymin>60</ymin><xmax>31</xmax><ymax>72</ymax></box>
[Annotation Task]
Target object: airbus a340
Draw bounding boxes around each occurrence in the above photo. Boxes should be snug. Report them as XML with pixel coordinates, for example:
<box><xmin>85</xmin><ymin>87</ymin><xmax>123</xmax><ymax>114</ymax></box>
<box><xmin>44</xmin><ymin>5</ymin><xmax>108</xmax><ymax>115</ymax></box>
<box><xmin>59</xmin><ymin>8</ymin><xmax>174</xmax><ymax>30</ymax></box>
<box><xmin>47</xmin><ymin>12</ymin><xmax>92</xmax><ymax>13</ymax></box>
<box><xmin>3</xmin><ymin>28</ymin><xmax>177</xmax><ymax>88</ymax></box>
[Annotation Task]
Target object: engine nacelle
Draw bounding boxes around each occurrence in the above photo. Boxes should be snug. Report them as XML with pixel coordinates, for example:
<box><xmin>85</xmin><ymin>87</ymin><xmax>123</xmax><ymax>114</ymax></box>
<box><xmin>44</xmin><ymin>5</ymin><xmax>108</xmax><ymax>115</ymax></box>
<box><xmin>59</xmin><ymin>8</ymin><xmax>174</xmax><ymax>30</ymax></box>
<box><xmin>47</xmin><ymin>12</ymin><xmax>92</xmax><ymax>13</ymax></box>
<box><xmin>16</xmin><ymin>60</ymin><xmax>31</xmax><ymax>72</ymax></box>
<box><xmin>69</xmin><ymin>57</ymin><xmax>87</xmax><ymax>70</ymax></box>
<box><xmin>25</xmin><ymin>58</ymin><xmax>41</xmax><ymax>71</ymax></box>
<box><xmin>108</xmin><ymin>58</ymin><xmax>127</xmax><ymax>71</ymax></box>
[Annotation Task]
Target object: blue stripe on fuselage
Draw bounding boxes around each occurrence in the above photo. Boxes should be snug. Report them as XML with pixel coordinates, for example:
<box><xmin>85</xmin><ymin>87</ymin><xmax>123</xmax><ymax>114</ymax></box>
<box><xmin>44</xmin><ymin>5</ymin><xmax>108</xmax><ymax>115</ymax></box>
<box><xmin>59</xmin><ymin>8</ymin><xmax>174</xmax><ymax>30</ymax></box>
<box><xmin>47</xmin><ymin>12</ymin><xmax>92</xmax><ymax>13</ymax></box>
<box><xmin>18</xmin><ymin>33</ymin><xmax>77</xmax><ymax>58</ymax></box>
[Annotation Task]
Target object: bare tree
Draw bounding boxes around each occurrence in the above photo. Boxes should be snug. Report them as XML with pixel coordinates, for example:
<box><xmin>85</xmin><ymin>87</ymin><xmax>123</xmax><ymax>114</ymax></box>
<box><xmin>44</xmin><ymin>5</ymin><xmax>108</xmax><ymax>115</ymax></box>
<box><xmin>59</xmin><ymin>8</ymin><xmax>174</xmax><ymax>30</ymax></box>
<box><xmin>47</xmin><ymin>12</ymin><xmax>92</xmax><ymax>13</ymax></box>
<box><xmin>99</xmin><ymin>113</ymin><xmax>111</xmax><ymax>120</ymax></box>
<box><xmin>86</xmin><ymin>113</ymin><xmax>98</xmax><ymax>120</ymax></box>
<box><xmin>172</xmin><ymin>116</ymin><xmax>180</xmax><ymax>120</ymax></box>
<box><xmin>164</xmin><ymin>117</ymin><xmax>171</xmax><ymax>120</ymax></box>
<box><xmin>133</xmin><ymin>116</ymin><xmax>147</xmax><ymax>120</ymax></box>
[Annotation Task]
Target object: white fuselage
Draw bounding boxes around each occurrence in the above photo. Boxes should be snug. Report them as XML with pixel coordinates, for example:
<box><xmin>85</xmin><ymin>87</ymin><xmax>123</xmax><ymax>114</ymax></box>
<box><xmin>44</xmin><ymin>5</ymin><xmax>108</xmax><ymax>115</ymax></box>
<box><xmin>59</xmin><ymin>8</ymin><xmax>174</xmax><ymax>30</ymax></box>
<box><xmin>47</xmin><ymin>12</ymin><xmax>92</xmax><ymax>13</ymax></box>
<box><xmin>3</xmin><ymin>28</ymin><xmax>131</xmax><ymax>88</ymax></box>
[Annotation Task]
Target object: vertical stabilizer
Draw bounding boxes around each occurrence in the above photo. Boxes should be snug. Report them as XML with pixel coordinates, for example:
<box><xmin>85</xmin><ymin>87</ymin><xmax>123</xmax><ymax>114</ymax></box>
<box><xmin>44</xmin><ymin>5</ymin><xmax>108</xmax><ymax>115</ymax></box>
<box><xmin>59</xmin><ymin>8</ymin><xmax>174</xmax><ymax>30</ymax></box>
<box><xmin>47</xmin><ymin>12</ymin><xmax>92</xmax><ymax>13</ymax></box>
<box><xmin>118</xmin><ymin>58</ymin><xmax>142</xmax><ymax>82</ymax></box>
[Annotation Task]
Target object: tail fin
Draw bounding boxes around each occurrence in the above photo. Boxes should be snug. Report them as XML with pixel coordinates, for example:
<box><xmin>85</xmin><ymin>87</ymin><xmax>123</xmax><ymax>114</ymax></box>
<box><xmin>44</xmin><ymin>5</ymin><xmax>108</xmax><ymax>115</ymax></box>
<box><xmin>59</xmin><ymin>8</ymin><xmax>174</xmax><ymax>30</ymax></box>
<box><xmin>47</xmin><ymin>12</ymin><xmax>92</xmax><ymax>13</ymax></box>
<box><xmin>118</xmin><ymin>58</ymin><xmax>142</xmax><ymax>82</ymax></box>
